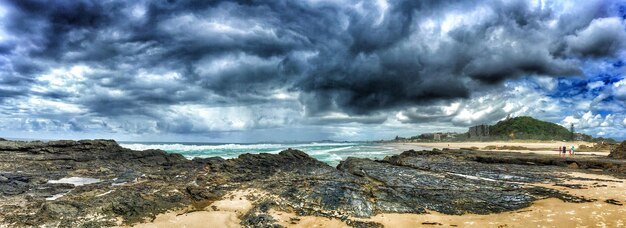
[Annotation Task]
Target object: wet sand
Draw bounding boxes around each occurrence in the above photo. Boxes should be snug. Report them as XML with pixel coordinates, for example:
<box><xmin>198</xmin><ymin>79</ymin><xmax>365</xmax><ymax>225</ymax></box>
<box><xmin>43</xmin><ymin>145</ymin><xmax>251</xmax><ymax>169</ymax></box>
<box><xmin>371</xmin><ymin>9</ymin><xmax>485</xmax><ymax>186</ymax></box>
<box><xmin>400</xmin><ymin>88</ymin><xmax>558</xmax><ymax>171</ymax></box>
<box><xmin>135</xmin><ymin>171</ymin><xmax>626</xmax><ymax>228</ymax></box>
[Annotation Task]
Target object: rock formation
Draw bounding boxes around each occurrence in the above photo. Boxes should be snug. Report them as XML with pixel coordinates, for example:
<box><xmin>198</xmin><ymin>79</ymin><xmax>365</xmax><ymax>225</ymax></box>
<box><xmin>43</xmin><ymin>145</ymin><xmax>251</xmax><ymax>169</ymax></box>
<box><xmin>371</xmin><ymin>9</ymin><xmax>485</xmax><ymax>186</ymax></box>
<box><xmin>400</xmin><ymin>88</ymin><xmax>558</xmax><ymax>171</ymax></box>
<box><xmin>609</xmin><ymin>141</ymin><xmax>626</xmax><ymax>159</ymax></box>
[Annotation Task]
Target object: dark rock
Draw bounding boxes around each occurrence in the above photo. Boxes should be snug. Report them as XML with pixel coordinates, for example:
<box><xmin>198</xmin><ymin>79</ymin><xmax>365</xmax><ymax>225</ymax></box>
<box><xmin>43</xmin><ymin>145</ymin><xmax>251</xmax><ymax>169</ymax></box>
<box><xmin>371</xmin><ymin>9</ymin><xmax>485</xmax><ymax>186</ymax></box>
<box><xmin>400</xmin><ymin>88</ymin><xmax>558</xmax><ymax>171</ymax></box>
<box><xmin>554</xmin><ymin>183</ymin><xmax>587</xmax><ymax>189</ymax></box>
<box><xmin>345</xmin><ymin>220</ymin><xmax>384</xmax><ymax>228</ymax></box>
<box><xmin>527</xmin><ymin>187</ymin><xmax>594</xmax><ymax>203</ymax></box>
<box><xmin>338</xmin><ymin>157</ymin><xmax>535</xmax><ymax>215</ymax></box>
<box><xmin>609</xmin><ymin>141</ymin><xmax>626</xmax><ymax>159</ymax></box>
<box><xmin>0</xmin><ymin>173</ymin><xmax>32</xmax><ymax>196</ymax></box>
<box><xmin>605</xmin><ymin>199</ymin><xmax>623</xmax><ymax>206</ymax></box>
<box><xmin>40</xmin><ymin>202</ymin><xmax>80</xmax><ymax>218</ymax></box>
<box><xmin>241</xmin><ymin>200</ymin><xmax>283</xmax><ymax>228</ymax></box>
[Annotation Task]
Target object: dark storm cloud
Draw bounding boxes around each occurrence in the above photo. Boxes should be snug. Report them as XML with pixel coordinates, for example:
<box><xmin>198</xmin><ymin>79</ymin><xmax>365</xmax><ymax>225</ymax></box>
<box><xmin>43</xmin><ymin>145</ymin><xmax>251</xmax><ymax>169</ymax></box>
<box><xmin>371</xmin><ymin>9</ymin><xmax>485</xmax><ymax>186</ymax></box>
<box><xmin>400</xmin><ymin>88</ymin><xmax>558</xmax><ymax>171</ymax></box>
<box><xmin>565</xmin><ymin>17</ymin><xmax>626</xmax><ymax>58</ymax></box>
<box><xmin>1</xmin><ymin>0</ymin><xmax>625</xmax><ymax>135</ymax></box>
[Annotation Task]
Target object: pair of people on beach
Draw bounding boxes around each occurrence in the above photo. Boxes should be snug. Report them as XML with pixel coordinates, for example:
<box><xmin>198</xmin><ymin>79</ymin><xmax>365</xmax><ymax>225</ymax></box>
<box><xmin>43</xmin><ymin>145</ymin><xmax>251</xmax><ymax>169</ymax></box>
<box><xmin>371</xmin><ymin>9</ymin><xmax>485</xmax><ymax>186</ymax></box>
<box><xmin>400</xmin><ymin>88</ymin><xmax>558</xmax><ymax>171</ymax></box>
<box><xmin>560</xmin><ymin>145</ymin><xmax>574</xmax><ymax>155</ymax></box>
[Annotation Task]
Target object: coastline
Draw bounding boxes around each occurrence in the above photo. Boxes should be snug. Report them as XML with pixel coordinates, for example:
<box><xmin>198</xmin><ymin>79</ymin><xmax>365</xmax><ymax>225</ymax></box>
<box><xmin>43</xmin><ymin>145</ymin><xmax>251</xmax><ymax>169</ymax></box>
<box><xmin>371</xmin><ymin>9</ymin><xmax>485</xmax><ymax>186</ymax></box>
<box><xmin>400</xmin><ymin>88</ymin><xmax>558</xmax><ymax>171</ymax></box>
<box><xmin>387</xmin><ymin>141</ymin><xmax>609</xmax><ymax>156</ymax></box>
<box><xmin>1</xmin><ymin>139</ymin><xmax>625</xmax><ymax>227</ymax></box>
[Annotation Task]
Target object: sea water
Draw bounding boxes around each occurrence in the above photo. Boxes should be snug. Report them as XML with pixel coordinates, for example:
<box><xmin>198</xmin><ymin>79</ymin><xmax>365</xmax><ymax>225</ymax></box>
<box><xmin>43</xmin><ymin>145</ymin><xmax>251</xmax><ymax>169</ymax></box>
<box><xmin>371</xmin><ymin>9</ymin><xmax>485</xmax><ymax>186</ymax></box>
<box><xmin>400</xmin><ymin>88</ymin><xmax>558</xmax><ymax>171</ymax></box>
<box><xmin>120</xmin><ymin>142</ymin><xmax>420</xmax><ymax>166</ymax></box>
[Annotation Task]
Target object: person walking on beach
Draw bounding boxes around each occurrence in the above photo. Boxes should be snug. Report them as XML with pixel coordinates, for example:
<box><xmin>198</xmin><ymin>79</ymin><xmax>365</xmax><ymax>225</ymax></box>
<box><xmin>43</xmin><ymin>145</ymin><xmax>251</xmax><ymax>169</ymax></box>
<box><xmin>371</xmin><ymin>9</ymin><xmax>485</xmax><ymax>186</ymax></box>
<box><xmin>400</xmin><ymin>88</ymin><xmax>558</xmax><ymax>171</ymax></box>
<box><xmin>571</xmin><ymin>145</ymin><xmax>575</xmax><ymax>155</ymax></box>
<box><xmin>562</xmin><ymin>146</ymin><xmax>567</xmax><ymax>155</ymax></box>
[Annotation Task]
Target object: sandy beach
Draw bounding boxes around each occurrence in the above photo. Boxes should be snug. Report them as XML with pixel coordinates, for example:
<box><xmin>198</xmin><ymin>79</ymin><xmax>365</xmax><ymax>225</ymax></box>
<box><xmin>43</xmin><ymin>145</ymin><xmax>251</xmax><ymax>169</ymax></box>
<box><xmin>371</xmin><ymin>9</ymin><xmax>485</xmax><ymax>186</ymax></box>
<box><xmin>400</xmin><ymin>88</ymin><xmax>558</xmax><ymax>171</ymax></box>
<box><xmin>390</xmin><ymin>141</ymin><xmax>610</xmax><ymax>156</ymax></box>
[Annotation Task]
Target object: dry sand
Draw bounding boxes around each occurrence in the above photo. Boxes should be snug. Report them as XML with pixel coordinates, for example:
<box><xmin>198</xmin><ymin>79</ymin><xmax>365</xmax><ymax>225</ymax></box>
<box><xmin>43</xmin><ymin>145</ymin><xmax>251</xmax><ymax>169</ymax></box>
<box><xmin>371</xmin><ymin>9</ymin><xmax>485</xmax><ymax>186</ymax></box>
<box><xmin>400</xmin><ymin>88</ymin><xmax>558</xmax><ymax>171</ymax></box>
<box><xmin>129</xmin><ymin>189</ymin><xmax>259</xmax><ymax>228</ymax></box>
<box><xmin>133</xmin><ymin>171</ymin><xmax>626</xmax><ymax>228</ymax></box>
<box><xmin>391</xmin><ymin>141</ymin><xmax>609</xmax><ymax>156</ymax></box>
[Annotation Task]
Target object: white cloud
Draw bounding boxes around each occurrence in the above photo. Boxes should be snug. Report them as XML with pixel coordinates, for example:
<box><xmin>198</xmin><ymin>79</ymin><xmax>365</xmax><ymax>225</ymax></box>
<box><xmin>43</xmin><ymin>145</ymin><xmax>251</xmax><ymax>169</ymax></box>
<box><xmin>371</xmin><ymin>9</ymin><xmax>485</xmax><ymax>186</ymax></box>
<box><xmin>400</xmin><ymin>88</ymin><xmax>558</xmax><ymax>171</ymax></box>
<box><xmin>586</xmin><ymin>81</ymin><xmax>604</xmax><ymax>90</ymax></box>
<box><xmin>561</xmin><ymin>111</ymin><xmax>615</xmax><ymax>129</ymax></box>
<box><xmin>612</xmin><ymin>79</ymin><xmax>626</xmax><ymax>100</ymax></box>
<box><xmin>565</xmin><ymin>17</ymin><xmax>626</xmax><ymax>56</ymax></box>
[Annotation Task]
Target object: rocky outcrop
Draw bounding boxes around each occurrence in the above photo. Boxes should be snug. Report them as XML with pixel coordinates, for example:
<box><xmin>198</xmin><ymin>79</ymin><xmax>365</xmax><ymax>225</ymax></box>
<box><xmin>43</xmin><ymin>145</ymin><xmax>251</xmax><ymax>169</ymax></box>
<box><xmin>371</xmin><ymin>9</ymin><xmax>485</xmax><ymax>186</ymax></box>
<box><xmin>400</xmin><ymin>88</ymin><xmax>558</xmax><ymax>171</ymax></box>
<box><xmin>609</xmin><ymin>141</ymin><xmax>626</xmax><ymax>159</ymax></box>
<box><xmin>0</xmin><ymin>140</ymin><xmax>624</xmax><ymax>227</ymax></box>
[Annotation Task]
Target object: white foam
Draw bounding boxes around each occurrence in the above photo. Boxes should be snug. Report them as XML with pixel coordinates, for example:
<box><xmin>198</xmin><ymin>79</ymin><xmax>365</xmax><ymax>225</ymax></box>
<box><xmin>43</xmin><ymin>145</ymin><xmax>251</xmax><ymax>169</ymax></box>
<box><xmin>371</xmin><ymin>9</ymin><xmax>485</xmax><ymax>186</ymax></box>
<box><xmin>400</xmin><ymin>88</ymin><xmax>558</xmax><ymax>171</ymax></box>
<box><xmin>307</xmin><ymin>146</ymin><xmax>354</xmax><ymax>155</ymax></box>
<box><xmin>448</xmin><ymin>173</ymin><xmax>497</xmax><ymax>182</ymax></box>
<box><xmin>48</xmin><ymin>177</ymin><xmax>101</xmax><ymax>186</ymax></box>
<box><xmin>329</xmin><ymin>153</ymin><xmax>343</xmax><ymax>161</ymax></box>
<box><xmin>119</xmin><ymin>142</ymin><xmax>404</xmax><ymax>165</ymax></box>
<box><xmin>46</xmin><ymin>191</ymin><xmax>69</xmax><ymax>201</ymax></box>
<box><xmin>120</xmin><ymin>142</ymin><xmax>358</xmax><ymax>152</ymax></box>
<box><xmin>96</xmin><ymin>190</ymin><xmax>114</xmax><ymax>197</ymax></box>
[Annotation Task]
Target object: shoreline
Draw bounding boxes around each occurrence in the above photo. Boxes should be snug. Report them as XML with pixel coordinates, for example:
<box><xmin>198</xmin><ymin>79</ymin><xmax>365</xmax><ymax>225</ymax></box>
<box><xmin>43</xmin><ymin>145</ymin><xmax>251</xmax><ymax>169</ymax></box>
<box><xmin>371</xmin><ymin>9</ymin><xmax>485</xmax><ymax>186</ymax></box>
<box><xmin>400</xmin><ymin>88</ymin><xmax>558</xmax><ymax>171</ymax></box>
<box><xmin>1</xmin><ymin>139</ymin><xmax>625</xmax><ymax>227</ymax></box>
<box><xmin>387</xmin><ymin>141</ymin><xmax>610</xmax><ymax>156</ymax></box>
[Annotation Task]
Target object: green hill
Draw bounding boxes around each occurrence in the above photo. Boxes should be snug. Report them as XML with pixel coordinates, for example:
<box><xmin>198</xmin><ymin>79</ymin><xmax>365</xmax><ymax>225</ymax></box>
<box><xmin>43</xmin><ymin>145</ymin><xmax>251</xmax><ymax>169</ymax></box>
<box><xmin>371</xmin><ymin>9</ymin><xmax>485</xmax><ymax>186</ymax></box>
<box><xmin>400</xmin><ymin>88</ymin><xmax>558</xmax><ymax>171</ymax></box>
<box><xmin>489</xmin><ymin>116</ymin><xmax>572</xmax><ymax>140</ymax></box>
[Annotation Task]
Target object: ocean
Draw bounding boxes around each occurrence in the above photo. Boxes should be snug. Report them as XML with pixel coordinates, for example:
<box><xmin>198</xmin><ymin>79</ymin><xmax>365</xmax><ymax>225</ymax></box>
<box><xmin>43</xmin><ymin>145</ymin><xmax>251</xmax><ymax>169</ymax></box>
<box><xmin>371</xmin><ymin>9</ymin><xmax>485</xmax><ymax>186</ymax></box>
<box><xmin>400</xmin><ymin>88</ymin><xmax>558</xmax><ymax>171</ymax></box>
<box><xmin>119</xmin><ymin>142</ymin><xmax>425</xmax><ymax>166</ymax></box>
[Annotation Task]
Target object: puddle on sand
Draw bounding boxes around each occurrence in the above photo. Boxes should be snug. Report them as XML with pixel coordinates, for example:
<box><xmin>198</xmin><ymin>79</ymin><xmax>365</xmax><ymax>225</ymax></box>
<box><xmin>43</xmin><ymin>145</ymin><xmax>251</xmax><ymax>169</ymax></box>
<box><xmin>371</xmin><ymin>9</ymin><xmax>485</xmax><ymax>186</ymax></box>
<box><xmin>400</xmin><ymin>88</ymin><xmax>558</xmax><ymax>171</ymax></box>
<box><xmin>45</xmin><ymin>191</ymin><xmax>70</xmax><ymax>201</ymax></box>
<box><xmin>47</xmin><ymin>177</ymin><xmax>101</xmax><ymax>186</ymax></box>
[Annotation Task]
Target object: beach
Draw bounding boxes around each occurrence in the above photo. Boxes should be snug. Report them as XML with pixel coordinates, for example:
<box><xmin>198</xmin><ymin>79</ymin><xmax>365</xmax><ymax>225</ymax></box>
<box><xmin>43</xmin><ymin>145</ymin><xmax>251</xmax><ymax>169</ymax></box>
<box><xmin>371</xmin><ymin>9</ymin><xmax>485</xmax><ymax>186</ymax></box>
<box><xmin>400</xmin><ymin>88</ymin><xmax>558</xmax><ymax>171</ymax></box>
<box><xmin>390</xmin><ymin>141</ymin><xmax>609</xmax><ymax>156</ymax></box>
<box><xmin>1</xmin><ymin>139</ymin><xmax>625</xmax><ymax>228</ymax></box>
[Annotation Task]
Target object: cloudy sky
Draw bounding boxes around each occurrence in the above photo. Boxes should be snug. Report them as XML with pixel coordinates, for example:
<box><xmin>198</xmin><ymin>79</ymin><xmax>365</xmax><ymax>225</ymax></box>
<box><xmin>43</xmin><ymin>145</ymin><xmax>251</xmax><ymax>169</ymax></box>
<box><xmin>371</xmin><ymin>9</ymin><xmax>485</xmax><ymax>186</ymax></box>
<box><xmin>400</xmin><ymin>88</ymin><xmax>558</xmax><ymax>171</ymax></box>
<box><xmin>0</xmin><ymin>0</ymin><xmax>625</xmax><ymax>142</ymax></box>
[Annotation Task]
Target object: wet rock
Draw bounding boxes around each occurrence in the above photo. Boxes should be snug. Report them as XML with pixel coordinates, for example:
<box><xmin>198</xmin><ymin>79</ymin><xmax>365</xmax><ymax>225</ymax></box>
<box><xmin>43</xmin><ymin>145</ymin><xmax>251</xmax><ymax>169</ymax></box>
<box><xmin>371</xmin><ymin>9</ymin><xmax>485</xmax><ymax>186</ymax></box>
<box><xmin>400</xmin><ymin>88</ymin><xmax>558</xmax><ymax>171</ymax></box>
<box><xmin>527</xmin><ymin>187</ymin><xmax>594</xmax><ymax>203</ymax></box>
<box><xmin>0</xmin><ymin>173</ymin><xmax>31</xmax><ymax>196</ymax></box>
<box><xmin>338</xmin><ymin>157</ymin><xmax>535</xmax><ymax>215</ymax></box>
<box><xmin>40</xmin><ymin>202</ymin><xmax>80</xmax><ymax>218</ymax></box>
<box><xmin>554</xmin><ymin>183</ymin><xmax>587</xmax><ymax>189</ymax></box>
<box><xmin>605</xmin><ymin>199</ymin><xmax>623</xmax><ymax>206</ymax></box>
<box><xmin>241</xmin><ymin>200</ymin><xmax>283</xmax><ymax>228</ymax></box>
<box><xmin>185</xmin><ymin>186</ymin><xmax>221</xmax><ymax>201</ymax></box>
<box><xmin>345</xmin><ymin>220</ymin><xmax>384</xmax><ymax>228</ymax></box>
<box><xmin>106</xmin><ymin>191</ymin><xmax>187</xmax><ymax>224</ymax></box>
<box><xmin>422</xmin><ymin>221</ymin><xmax>443</xmax><ymax>225</ymax></box>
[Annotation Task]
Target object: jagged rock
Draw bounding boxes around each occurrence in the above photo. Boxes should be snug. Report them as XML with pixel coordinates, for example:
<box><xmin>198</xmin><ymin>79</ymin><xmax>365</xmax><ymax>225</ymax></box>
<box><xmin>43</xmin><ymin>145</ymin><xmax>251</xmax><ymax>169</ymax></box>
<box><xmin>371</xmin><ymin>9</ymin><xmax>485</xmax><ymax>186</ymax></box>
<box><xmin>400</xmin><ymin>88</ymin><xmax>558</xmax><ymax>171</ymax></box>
<box><xmin>241</xmin><ymin>200</ymin><xmax>284</xmax><ymax>228</ymax></box>
<box><xmin>609</xmin><ymin>141</ymin><xmax>626</xmax><ymax>159</ymax></box>
<box><xmin>0</xmin><ymin>173</ymin><xmax>31</xmax><ymax>196</ymax></box>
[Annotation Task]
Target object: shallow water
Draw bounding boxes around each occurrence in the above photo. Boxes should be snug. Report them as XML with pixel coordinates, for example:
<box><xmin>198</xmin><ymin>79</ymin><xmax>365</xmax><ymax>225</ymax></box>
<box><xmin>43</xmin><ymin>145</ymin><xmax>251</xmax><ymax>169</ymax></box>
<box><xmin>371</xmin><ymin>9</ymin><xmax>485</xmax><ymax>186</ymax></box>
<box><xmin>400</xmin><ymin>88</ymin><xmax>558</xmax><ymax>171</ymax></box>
<box><xmin>47</xmin><ymin>177</ymin><xmax>101</xmax><ymax>186</ymax></box>
<box><xmin>120</xmin><ymin>142</ymin><xmax>427</xmax><ymax>166</ymax></box>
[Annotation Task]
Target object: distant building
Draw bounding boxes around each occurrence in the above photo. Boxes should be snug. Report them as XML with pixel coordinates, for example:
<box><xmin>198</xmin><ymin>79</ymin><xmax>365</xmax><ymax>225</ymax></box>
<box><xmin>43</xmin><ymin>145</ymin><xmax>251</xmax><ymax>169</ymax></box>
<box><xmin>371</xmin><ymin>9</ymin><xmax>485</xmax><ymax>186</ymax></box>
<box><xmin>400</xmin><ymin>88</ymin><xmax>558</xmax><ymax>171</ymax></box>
<box><xmin>468</xmin><ymin>125</ymin><xmax>490</xmax><ymax>138</ymax></box>
<box><xmin>433</xmin><ymin>133</ymin><xmax>441</xmax><ymax>141</ymax></box>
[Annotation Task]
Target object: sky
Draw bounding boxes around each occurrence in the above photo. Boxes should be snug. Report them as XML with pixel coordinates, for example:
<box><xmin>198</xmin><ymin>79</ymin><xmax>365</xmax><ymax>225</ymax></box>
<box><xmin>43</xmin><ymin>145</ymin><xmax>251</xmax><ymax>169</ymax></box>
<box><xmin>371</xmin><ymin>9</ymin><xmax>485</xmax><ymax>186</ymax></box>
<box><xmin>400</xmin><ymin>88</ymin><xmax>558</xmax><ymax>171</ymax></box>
<box><xmin>0</xmin><ymin>0</ymin><xmax>625</xmax><ymax>142</ymax></box>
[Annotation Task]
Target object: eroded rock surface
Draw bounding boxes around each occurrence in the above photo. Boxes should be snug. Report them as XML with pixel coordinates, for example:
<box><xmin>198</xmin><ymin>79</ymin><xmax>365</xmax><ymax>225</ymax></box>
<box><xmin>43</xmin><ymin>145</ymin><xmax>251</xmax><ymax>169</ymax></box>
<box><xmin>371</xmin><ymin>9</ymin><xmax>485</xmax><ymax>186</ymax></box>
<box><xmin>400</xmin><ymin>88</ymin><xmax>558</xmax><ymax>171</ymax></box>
<box><xmin>0</xmin><ymin>140</ymin><xmax>624</xmax><ymax>227</ymax></box>
<box><xmin>609</xmin><ymin>141</ymin><xmax>626</xmax><ymax>159</ymax></box>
